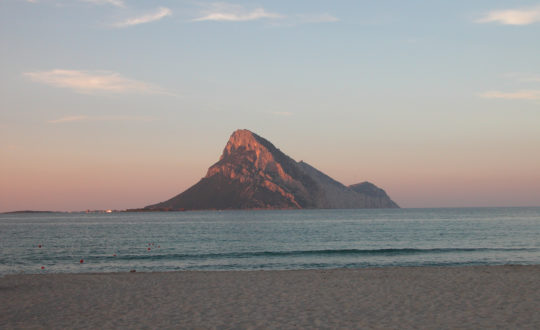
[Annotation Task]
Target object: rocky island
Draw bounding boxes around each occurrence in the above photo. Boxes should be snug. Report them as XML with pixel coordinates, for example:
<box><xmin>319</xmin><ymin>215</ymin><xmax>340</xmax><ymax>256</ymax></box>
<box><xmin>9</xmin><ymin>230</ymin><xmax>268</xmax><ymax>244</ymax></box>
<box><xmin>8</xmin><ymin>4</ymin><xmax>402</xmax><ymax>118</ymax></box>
<box><xmin>145</xmin><ymin>129</ymin><xmax>398</xmax><ymax>210</ymax></box>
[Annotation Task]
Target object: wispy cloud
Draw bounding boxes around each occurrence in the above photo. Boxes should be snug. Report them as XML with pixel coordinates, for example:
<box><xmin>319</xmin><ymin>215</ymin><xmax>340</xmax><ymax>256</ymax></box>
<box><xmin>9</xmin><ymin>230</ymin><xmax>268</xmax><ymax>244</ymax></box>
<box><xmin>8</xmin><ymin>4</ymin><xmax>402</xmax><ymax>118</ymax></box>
<box><xmin>22</xmin><ymin>0</ymin><xmax>125</xmax><ymax>7</ymax></box>
<box><xmin>48</xmin><ymin>115</ymin><xmax>157</xmax><ymax>124</ymax></box>
<box><xmin>193</xmin><ymin>3</ymin><xmax>283</xmax><ymax>22</ymax></box>
<box><xmin>269</xmin><ymin>111</ymin><xmax>293</xmax><ymax>116</ymax></box>
<box><xmin>479</xmin><ymin>90</ymin><xmax>540</xmax><ymax>100</ymax></box>
<box><xmin>476</xmin><ymin>6</ymin><xmax>540</xmax><ymax>25</ymax></box>
<box><xmin>81</xmin><ymin>0</ymin><xmax>125</xmax><ymax>7</ymax></box>
<box><xmin>506</xmin><ymin>73</ymin><xmax>540</xmax><ymax>83</ymax></box>
<box><xmin>24</xmin><ymin>69</ymin><xmax>172</xmax><ymax>95</ymax></box>
<box><xmin>295</xmin><ymin>13</ymin><xmax>339</xmax><ymax>24</ymax></box>
<box><xmin>113</xmin><ymin>7</ymin><xmax>172</xmax><ymax>27</ymax></box>
<box><xmin>192</xmin><ymin>3</ymin><xmax>339</xmax><ymax>25</ymax></box>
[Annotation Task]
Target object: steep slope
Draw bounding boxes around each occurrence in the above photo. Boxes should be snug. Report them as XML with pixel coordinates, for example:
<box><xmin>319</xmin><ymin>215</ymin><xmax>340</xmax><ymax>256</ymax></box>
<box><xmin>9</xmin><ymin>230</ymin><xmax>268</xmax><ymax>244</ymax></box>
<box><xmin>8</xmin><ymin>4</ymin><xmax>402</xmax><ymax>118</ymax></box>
<box><xmin>145</xmin><ymin>129</ymin><xmax>399</xmax><ymax>210</ymax></box>
<box><xmin>297</xmin><ymin>161</ymin><xmax>368</xmax><ymax>208</ymax></box>
<box><xmin>349</xmin><ymin>182</ymin><xmax>399</xmax><ymax>208</ymax></box>
<box><xmin>146</xmin><ymin>129</ymin><xmax>323</xmax><ymax>210</ymax></box>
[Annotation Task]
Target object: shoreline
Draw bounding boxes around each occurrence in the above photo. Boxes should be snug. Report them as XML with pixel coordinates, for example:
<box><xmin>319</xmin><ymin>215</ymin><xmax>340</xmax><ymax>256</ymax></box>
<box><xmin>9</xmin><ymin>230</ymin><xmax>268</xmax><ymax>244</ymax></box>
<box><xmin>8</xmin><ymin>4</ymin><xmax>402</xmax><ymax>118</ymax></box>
<box><xmin>4</xmin><ymin>206</ymin><xmax>539</xmax><ymax>215</ymax></box>
<box><xmin>2</xmin><ymin>265</ymin><xmax>538</xmax><ymax>329</ymax></box>
<box><xmin>3</xmin><ymin>262</ymin><xmax>539</xmax><ymax>277</ymax></box>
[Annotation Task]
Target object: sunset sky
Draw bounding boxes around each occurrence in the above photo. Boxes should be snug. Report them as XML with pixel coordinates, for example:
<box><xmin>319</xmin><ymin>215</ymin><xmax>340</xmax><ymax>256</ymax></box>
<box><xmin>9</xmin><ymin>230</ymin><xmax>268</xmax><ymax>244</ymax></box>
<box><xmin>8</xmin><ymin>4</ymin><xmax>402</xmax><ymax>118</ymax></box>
<box><xmin>1</xmin><ymin>0</ymin><xmax>540</xmax><ymax>211</ymax></box>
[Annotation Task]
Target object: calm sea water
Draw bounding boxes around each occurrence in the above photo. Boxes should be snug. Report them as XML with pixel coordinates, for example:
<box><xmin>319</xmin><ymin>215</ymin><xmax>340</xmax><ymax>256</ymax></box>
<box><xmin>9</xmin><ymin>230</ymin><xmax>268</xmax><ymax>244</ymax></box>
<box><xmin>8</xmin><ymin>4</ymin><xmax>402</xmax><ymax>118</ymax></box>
<box><xmin>1</xmin><ymin>208</ymin><xmax>539</xmax><ymax>275</ymax></box>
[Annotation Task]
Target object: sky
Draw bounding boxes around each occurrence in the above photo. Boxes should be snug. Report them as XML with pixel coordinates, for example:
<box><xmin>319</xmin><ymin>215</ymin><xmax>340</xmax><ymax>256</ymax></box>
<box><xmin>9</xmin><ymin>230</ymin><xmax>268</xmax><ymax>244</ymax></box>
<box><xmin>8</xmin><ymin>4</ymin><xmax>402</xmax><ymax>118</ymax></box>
<box><xmin>1</xmin><ymin>0</ymin><xmax>540</xmax><ymax>211</ymax></box>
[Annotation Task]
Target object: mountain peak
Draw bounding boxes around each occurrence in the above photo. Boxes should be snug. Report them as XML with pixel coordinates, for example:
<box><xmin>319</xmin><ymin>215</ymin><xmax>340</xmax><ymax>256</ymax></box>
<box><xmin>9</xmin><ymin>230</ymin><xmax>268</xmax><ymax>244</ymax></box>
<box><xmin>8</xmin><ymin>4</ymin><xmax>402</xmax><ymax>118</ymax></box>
<box><xmin>144</xmin><ymin>129</ymin><xmax>399</xmax><ymax>210</ymax></box>
<box><xmin>206</xmin><ymin>129</ymin><xmax>298</xmax><ymax>193</ymax></box>
<box><xmin>230</xmin><ymin>128</ymin><xmax>256</xmax><ymax>140</ymax></box>
<box><xmin>221</xmin><ymin>129</ymin><xmax>263</xmax><ymax>159</ymax></box>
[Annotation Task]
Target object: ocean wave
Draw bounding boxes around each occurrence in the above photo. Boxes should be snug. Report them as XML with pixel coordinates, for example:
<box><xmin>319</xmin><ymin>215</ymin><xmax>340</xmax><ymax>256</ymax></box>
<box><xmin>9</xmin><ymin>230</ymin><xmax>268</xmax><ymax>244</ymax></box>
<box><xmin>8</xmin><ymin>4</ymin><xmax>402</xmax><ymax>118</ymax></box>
<box><xmin>104</xmin><ymin>247</ymin><xmax>538</xmax><ymax>261</ymax></box>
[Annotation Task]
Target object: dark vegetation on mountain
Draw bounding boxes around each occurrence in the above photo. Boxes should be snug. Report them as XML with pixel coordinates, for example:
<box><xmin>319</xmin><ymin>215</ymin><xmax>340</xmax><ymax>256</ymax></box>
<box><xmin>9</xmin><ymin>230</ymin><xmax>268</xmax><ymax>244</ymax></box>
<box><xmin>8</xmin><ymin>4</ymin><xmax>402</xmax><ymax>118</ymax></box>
<box><xmin>145</xmin><ymin>129</ymin><xmax>399</xmax><ymax>211</ymax></box>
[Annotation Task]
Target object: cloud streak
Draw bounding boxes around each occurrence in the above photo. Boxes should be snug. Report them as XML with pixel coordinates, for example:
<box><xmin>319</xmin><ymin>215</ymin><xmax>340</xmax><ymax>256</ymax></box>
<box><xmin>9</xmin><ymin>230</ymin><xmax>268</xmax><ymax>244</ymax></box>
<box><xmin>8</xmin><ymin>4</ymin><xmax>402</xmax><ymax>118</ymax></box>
<box><xmin>480</xmin><ymin>90</ymin><xmax>540</xmax><ymax>100</ymax></box>
<box><xmin>82</xmin><ymin>0</ymin><xmax>125</xmax><ymax>7</ymax></box>
<box><xmin>296</xmin><ymin>14</ymin><xmax>340</xmax><ymax>23</ymax></box>
<box><xmin>193</xmin><ymin>3</ymin><xmax>283</xmax><ymax>22</ymax></box>
<box><xmin>476</xmin><ymin>6</ymin><xmax>540</xmax><ymax>25</ymax></box>
<box><xmin>48</xmin><ymin>115</ymin><xmax>157</xmax><ymax>124</ymax></box>
<box><xmin>24</xmin><ymin>69</ymin><xmax>170</xmax><ymax>95</ymax></box>
<box><xmin>192</xmin><ymin>3</ymin><xmax>339</xmax><ymax>25</ymax></box>
<box><xmin>269</xmin><ymin>111</ymin><xmax>293</xmax><ymax>117</ymax></box>
<box><xmin>507</xmin><ymin>73</ymin><xmax>540</xmax><ymax>83</ymax></box>
<box><xmin>114</xmin><ymin>7</ymin><xmax>172</xmax><ymax>27</ymax></box>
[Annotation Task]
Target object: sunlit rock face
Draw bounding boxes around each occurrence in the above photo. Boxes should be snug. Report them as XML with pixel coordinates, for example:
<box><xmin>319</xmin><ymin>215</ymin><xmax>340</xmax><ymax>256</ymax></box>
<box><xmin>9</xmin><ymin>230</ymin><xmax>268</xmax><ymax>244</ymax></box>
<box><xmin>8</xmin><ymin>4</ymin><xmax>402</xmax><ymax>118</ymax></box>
<box><xmin>145</xmin><ymin>129</ymin><xmax>399</xmax><ymax>210</ymax></box>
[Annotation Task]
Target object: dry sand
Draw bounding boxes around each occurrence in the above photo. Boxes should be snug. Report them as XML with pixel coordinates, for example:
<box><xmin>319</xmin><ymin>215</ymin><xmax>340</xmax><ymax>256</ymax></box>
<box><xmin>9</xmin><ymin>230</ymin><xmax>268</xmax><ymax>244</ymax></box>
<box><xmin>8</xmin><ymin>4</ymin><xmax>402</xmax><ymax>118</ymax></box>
<box><xmin>1</xmin><ymin>265</ymin><xmax>539</xmax><ymax>329</ymax></box>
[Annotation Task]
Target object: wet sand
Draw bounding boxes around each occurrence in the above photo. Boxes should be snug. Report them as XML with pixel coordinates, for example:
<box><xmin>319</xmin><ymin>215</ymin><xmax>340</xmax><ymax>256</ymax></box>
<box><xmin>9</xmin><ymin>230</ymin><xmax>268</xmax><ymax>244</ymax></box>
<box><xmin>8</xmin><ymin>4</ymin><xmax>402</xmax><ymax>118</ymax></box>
<box><xmin>1</xmin><ymin>265</ymin><xmax>539</xmax><ymax>329</ymax></box>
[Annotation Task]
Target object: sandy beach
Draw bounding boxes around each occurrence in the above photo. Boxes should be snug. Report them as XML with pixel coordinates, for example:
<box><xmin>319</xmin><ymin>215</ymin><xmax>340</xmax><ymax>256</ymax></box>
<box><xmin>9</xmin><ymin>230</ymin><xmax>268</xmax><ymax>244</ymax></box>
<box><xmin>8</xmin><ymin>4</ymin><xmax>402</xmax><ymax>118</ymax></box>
<box><xmin>1</xmin><ymin>265</ymin><xmax>538</xmax><ymax>329</ymax></box>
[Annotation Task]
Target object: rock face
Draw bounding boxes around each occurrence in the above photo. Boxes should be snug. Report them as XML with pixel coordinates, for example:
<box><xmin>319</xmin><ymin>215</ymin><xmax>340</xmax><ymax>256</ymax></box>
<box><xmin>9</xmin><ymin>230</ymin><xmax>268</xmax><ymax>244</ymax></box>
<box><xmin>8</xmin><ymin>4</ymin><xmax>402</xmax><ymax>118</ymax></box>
<box><xmin>349</xmin><ymin>182</ymin><xmax>399</xmax><ymax>208</ymax></box>
<box><xmin>145</xmin><ymin>129</ymin><xmax>399</xmax><ymax>210</ymax></box>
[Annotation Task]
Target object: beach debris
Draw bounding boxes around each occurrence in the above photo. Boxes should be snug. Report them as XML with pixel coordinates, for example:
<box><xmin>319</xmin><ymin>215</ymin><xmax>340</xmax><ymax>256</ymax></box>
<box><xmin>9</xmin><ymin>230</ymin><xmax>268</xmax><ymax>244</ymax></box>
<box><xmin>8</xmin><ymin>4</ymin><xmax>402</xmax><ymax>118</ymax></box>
<box><xmin>41</xmin><ymin>266</ymin><xmax>45</xmax><ymax>270</ymax></box>
<box><xmin>130</xmin><ymin>269</ymin><xmax>136</xmax><ymax>273</ymax></box>
<box><xmin>147</xmin><ymin>247</ymin><xmax>151</xmax><ymax>251</ymax></box>
<box><xmin>80</xmin><ymin>259</ymin><xmax>84</xmax><ymax>264</ymax></box>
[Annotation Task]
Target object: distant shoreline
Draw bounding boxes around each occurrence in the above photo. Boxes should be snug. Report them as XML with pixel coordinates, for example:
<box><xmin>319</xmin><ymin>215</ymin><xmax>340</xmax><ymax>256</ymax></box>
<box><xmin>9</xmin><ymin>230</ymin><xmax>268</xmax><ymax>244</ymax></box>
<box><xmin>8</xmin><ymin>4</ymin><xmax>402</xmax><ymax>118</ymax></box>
<box><xmin>3</xmin><ymin>206</ymin><xmax>540</xmax><ymax>214</ymax></box>
<box><xmin>2</xmin><ymin>210</ymin><xmax>56</xmax><ymax>214</ymax></box>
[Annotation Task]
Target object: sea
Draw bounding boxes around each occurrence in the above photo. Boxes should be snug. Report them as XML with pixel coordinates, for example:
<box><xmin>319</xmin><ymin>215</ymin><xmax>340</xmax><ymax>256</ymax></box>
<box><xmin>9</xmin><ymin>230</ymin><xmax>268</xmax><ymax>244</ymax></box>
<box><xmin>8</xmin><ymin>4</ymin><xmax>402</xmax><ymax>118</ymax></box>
<box><xmin>1</xmin><ymin>208</ymin><xmax>539</xmax><ymax>275</ymax></box>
